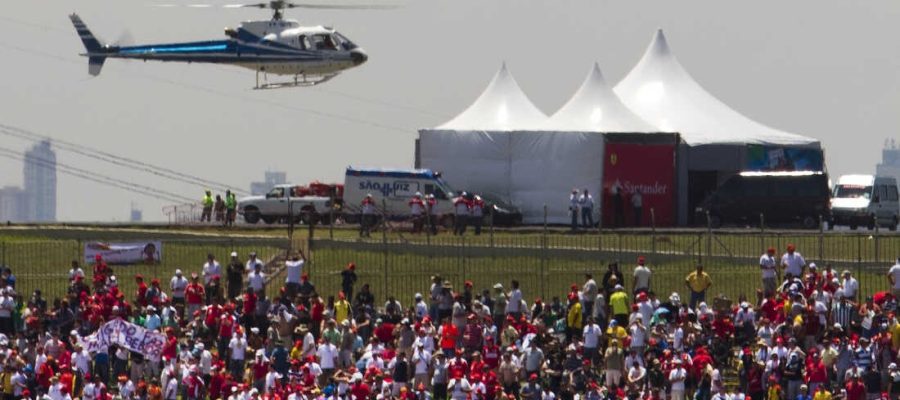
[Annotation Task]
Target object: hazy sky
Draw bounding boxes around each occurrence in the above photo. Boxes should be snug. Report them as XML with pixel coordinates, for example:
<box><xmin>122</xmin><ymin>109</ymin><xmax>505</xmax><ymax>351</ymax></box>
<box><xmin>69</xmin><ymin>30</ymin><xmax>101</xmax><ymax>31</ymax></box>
<box><xmin>2</xmin><ymin>0</ymin><xmax>899</xmax><ymax>221</ymax></box>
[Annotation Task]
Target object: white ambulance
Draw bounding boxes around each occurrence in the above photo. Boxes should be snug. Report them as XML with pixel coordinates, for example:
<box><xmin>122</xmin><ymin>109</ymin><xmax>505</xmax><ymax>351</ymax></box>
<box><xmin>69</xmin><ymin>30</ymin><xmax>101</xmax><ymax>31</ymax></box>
<box><xmin>343</xmin><ymin>167</ymin><xmax>457</xmax><ymax>223</ymax></box>
<box><xmin>829</xmin><ymin>174</ymin><xmax>900</xmax><ymax>230</ymax></box>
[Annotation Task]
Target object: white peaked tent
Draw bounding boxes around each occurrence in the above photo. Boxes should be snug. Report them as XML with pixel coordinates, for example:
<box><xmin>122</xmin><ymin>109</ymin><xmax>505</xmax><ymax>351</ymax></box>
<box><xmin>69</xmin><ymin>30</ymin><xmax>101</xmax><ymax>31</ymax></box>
<box><xmin>419</xmin><ymin>63</ymin><xmax>548</xmax><ymax>206</ymax></box>
<box><xmin>507</xmin><ymin>64</ymin><xmax>658</xmax><ymax>223</ymax></box>
<box><xmin>420</xmin><ymin>63</ymin><xmax>659</xmax><ymax>224</ymax></box>
<box><xmin>614</xmin><ymin>29</ymin><xmax>819</xmax><ymax>147</ymax></box>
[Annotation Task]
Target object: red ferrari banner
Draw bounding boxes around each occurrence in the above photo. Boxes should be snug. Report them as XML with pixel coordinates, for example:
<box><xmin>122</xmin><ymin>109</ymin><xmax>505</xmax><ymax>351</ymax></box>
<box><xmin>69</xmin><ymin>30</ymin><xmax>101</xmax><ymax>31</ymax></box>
<box><xmin>602</xmin><ymin>143</ymin><xmax>675</xmax><ymax>227</ymax></box>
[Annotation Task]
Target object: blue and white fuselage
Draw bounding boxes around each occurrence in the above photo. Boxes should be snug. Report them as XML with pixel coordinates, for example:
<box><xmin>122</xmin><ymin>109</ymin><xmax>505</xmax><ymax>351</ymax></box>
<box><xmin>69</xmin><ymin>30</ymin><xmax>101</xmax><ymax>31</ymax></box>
<box><xmin>70</xmin><ymin>14</ymin><xmax>367</xmax><ymax>86</ymax></box>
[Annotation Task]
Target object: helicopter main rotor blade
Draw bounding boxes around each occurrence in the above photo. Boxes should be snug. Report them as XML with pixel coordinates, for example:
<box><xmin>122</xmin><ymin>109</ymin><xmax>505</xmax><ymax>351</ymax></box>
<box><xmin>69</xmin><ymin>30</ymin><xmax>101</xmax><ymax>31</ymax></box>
<box><xmin>286</xmin><ymin>3</ymin><xmax>399</xmax><ymax>9</ymax></box>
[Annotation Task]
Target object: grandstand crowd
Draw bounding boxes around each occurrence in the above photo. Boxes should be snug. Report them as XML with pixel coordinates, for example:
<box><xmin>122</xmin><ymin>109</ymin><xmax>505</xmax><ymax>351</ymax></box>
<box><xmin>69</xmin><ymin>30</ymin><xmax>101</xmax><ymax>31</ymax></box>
<box><xmin>0</xmin><ymin>243</ymin><xmax>898</xmax><ymax>400</ymax></box>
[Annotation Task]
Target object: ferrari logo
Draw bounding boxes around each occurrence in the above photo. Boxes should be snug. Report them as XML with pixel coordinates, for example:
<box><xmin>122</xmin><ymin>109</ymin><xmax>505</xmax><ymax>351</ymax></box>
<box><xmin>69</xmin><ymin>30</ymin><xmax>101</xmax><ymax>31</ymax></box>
<box><xmin>610</xmin><ymin>153</ymin><xmax>618</xmax><ymax>166</ymax></box>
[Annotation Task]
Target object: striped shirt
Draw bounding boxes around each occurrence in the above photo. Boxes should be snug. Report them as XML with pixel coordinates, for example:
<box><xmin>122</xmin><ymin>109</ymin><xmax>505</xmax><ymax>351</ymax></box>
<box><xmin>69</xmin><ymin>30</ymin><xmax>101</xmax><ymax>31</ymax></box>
<box><xmin>832</xmin><ymin>302</ymin><xmax>854</xmax><ymax>330</ymax></box>
<box><xmin>855</xmin><ymin>346</ymin><xmax>873</xmax><ymax>369</ymax></box>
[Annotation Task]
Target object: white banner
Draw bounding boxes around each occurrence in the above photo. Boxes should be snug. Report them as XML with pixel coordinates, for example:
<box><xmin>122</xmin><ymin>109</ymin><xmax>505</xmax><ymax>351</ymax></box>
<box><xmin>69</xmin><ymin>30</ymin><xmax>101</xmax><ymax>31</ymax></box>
<box><xmin>83</xmin><ymin>319</ymin><xmax>167</xmax><ymax>361</ymax></box>
<box><xmin>84</xmin><ymin>241</ymin><xmax>162</xmax><ymax>265</ymax></box>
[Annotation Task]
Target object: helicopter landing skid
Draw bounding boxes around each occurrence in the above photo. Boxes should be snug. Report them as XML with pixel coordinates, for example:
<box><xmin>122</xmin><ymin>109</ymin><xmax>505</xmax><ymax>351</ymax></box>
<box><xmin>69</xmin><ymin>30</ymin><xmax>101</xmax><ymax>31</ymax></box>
<box><xmin>254</xmin><ymin>71</ymin><xmax>338</xmax><ymax>89</ymax></box>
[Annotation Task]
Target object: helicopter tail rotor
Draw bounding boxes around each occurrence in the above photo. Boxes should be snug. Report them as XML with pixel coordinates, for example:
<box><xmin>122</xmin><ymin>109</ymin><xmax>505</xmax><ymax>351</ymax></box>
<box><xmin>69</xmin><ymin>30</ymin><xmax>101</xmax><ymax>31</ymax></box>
<box><xmin>69</xmin><ymin>14</ymin><xmax>109</xmax><ymax>76</ymax></box>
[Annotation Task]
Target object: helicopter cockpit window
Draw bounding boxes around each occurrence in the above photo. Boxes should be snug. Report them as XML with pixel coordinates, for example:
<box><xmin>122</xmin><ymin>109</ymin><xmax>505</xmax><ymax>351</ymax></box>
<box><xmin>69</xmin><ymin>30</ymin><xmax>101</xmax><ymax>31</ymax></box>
<box><xmin>334</xmin><ymin>32</ymin><xmax>357</xmax><ymax>50</ymax></box>
<box><xmin>296</xmin><ymin>35</ymin><xmax>310</xmax><ymax>50</ymax></box>
<box><xmin>311</xmin><ymin>34</ymin><xmax>338</xmax><ymax>50</ymax></box>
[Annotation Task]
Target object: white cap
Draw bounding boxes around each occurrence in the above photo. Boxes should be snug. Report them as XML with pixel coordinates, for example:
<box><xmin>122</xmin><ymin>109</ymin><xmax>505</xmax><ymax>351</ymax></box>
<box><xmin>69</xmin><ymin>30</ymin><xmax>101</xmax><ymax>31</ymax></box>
<box><xmin>809</xmin><ymin>262</ymin><xmax>817</xmax><ymax>269</ymax></box>
<box><xmin>231</xmin><ymin>252</ymin><xmax>238</xmax><ymax>257</ymax></box>
<box><xmin>175</xmin><ymin>269</ymin><xmax>183</xmax><ymax>275</ymax></box>
<box><xmin>415</xmin><ymin>293</ymin><xmax>422</xmax><ymax>299</ymax></box>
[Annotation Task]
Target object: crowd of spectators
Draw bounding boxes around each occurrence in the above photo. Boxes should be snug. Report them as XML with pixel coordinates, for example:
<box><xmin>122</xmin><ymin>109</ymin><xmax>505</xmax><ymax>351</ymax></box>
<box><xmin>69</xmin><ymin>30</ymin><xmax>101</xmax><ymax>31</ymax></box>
<box><xmin>0</xmin><ymin>243</ymin><xmax>896</xmax><ymax>400</ymax></box>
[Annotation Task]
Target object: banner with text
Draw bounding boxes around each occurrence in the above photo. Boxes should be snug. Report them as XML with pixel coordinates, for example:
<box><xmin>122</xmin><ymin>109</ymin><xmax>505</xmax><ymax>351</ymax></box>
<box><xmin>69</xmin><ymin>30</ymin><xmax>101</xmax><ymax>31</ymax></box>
<box><xmin>602</xmin><ymin>143</ymin><xmax>676</xmax><ymax>227</ymax></box>
<box><xmin>84</xmin><ymin>241</ymin><xmax>162</xmax><ymax>265</ymax></box>
<box><xmin>83</xmin><ymin>319</ymin><xmax>166</xmax><ymax>361</ymax></box>
<box><xmin>746</xmin><ymin>145</ymin><xmax>824</xmax><ymax>172</ymax></box>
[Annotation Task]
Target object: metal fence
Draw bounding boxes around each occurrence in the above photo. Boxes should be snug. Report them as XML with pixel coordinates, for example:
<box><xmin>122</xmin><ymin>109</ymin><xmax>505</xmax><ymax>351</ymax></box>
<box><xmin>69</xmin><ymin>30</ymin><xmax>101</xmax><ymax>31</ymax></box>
<box><xmin>0</xmin><ymin>237</ymin><xmax>295</xmax><ymax>303</ymax></box>
<box><xmin>303</xmin><ymin>225</ymin><xmax>900</xmax><ymax>307</ymax></box>
<box><xmin>3</xmin><ymin>227</ymin><xmax>899</xmax><ymax>308</ymax></box>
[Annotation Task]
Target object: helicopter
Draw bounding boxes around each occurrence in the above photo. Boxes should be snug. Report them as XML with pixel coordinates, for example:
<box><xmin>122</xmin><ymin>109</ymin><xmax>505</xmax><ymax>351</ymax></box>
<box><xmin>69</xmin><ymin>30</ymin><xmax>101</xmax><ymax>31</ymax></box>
<box><xmin>70</xmin><ymin>0</ymin><xmax>383</xmax><ymax>89</ymax></box>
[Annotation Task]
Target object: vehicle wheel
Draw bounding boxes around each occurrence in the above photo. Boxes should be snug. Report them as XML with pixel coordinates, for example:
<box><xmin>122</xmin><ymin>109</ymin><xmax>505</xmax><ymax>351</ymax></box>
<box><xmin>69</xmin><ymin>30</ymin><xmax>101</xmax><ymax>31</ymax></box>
<box><xmin>867</xmin><ymin>216</ymin><xmax>876</xmax><ymax>230</ymax></box>
<box><xmin>308</xmin><ymin>213</ymin><xmax>320</xmax><ymax>225</ymax></box>
<box><xmin>344</xmin><ymin>214</ymin><xmax>359</xmax><ymax>224</ymax></box>
<box><xmin>801</xmin><ymin>216</ymin><xmax>817</xmax><ymax>230</ymax></box>
<box><xmin>849</xmin><ymin>223</ymin><xmax>858</xmax><ymax>230</ymax></box>
<box><xmin>827</xmin><ymin>220</ymin><xmax>835</xmax><ymax>231</ymax></box>
<box><xmin>319</xmin><ymin>214</ymin><xmax>332</xmax><ymax>225</ymax></box>
<box><xmin>891</xmin><ymin>217</ymin><xmax>898</xmax><ymax>232</ymax></box>
<box><xmin>243</xmin><ymin>208</ymin><xmax>260</xmax><ymax>224</ymax></box>
<box><xmin>261</xmin><ymin>216</ymin><xmax>276</xmax><ymax>224</ymax></box>
<box><xmin>708</xmin><ymin>214</ymin><xmax>722</xmax><ymax>229</ymax></box>
<box><xmin>440</xmin><ymin>215</ymin><xmax>454</xmax><ymax>229</ymax></box>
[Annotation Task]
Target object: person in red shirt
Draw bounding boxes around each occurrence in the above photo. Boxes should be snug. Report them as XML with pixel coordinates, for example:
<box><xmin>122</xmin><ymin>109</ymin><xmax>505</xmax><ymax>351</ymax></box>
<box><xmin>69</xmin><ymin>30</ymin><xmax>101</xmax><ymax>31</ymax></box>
<box><xmin>242</xmin><ymin>287</ymin><xmax>258</xmax><ymax>331</ymax></box>
<box><xmin>440</xmin><ymin>318</ymin><xmax>459</xmax><ymax>357</ymax></box>
<box><xmin>483</xmin><ymin>336</ymin><xmax>500</xmax><ymax>370</ymax></box>
<box><xmin>161</xmin><ymin>328</ymin><xmax>178</xmax><ymax>362</ymax></box>
<box><xmin>185</xmin><ymin>273</ymin><xmax>205</xmax><ymax>321</ymax></box>
<box><xmin>37</xmin><ymin>356</ymin><xmax>56</xmax><ymax>392</ymax></box>
<box><xmin>846</xmin><ymin>375</ymin><xmax>866</xmax><ymax>400</ymax></box>
<box><xmin>806</xmin><ymin>351</ymin><xmax>828</xmax><ymax>392</ymax></box>
<box><xmin>448</xmin><ymin>348</ymin><xmax>469</xmax><ymax>379</ymax></box>
<box><xmin>374</xmin><ymin>318</ymin><xmax>396</xmax><ymax>345</ymax></box>
<box><xmin>208</xmin><ymin>366</ymin><xmax>226</xmax><ymax>400</ymax></box>
<box><xmin>469</xmin><ymin>352</ymin><xmax>486</xmax><ymax>377</ymax></box>
<box><xmin>350</xmin><ymin>377</ymin><xmax>371</xmax><ymax>400</ymax></box>
<box><xmin>135</xmin><ymin>275</ymin><xmax>148</xmax><ymax>307</ymax></box>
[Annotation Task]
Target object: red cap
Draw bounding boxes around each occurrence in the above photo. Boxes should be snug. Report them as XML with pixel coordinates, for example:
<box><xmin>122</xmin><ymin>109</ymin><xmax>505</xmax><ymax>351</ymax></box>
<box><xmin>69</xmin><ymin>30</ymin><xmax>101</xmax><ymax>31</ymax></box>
<box><xmin>465</xmin><ymin>280</ymin><xmax>473</xmax><ymax>287</ymax></box>
<box><xmin>787</xmin><ymin>244</ymin><xmax>796</xmax><ymax>251</ymax></box>
<box><xmin>529</xmin><ymin>373</ymin><xmax>538</xmax><ymax>381</ymax></box>
<box><xmin>135</xmin><ymin>274</ymin><xmax>143</xmax><ymax>280</ymax></box>
<box><xmin>638</xmin><ymin>256</ymin><xmax>646</xmax><ymax>263</ymax></box>
<box><xmin>95</xmin><ymin>254</ymin><xmax>103</xmax><ymax>261</ymax></box>
<box><xmin>347</xmin><ymin>263</ymin><xmax>356</xmax><ymax>270</ymax></box>
<box><xmin>767</xmin><ymin>247</ymin><xmax>776</xmax><ymax>253</ymax></box>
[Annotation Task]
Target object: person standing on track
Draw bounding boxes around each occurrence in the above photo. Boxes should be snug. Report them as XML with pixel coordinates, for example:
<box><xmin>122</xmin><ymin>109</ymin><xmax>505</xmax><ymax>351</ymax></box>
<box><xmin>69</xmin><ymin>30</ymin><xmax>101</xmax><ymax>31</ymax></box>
<box><xmin>453</xmin><ymin>192</ymin><xmax>470</xmax><ymax>236</ymax></box>
<box><xmin>409</xmin><ymin>192</ymin><xmax>426</xmax><ymax>233</ymax></box>
<box><xmin>471</xmin><ymin>195</ymin><xmax>485</xmax><ymax>236</ymax></box>
<box><xmin>760</xmin><ymin>247</ymin><xmax>779</xmax><ymax>297</ymax></box>
<box><xmin>201</xmin><ymin>190</ymin><xmax>213</xmax><ymax>222</ymax></box>
<box><xmin>360</xmin><ymin>193</ymin><xmax>376</xmax><ymax>238</ymax></box>
<box><xmin>426</xmin><ymin>194</ymin><xmax>439</xmax><ymax>235</ymax></box>
<box><xmin>225</xmin><ymin>190</ymin><xmax>237</xmax><ymax>227</ymax></box>
<box><xmin>569</xmin><ymin>189</ymin><xmax>580</xmax><ymax>231</ymax></box>
<box><xmin>579</xmin><ymin>188</ymin><xmax>595</xmax><ymax>229</ymax></box>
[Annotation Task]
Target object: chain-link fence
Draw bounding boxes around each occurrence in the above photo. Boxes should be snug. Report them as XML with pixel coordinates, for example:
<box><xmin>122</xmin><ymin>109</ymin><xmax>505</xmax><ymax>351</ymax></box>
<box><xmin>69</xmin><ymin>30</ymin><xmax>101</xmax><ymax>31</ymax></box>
<box><xmin>3</xmin><ymin>227</ymin><xmax>898</xmax><ymax>308</ymax></box>
<box><xmin>304</xmin><ymin>225</ymin><xmax>900</xmax><ymax>307</ymax></box>
<box><xmin>0</xmin><ymin>237</ymin><xmax>295</xmax><ymax>302</ymax></box>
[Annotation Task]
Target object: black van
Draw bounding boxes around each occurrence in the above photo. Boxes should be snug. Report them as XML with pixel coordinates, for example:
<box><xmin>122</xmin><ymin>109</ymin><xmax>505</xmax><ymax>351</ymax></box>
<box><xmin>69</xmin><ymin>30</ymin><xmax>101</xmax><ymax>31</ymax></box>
<box><xmin>694</xmin><ymin>171</ymin><xmax>830</xmax><ymax>229</ymax></box>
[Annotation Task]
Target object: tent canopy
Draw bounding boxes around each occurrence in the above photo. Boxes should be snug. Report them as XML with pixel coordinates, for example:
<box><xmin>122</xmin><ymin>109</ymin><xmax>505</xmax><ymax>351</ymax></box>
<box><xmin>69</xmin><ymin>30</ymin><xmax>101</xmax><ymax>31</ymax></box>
<box><xmin>614</xmin><ymin>30</ymin><xmax>820</xmax><ymax>147</ymax></box>
<box><xmin>546</xmin><ymin>63</ymin><xmax>656</xmax><ymax>133</ymax></box>
<box><xmin>436</xmin><ymin>63</ymin><xmax>548</xmax><ymax>131</ymax></box>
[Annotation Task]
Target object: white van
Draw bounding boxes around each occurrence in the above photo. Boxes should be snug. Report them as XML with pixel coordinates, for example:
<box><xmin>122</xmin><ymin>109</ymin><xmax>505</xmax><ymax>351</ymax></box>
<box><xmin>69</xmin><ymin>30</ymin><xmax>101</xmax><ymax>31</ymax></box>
<box><xmin>343</xmin><ymin>167</ymin><xmax>457</xmax><ymax>223</ymax></box>
<box><xmin>829</xmin><ymin>174</ymin><xmax>900</xmax><ymax>230</ymax></box>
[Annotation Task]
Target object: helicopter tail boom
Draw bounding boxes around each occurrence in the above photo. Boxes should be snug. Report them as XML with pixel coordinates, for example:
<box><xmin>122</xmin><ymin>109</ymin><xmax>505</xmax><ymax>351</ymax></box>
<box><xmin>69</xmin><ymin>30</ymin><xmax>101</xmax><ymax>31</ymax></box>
<box><xmin>70</xmin><ymin>14</ymin><xmax>108</xmax><ymax>76</ymax></box>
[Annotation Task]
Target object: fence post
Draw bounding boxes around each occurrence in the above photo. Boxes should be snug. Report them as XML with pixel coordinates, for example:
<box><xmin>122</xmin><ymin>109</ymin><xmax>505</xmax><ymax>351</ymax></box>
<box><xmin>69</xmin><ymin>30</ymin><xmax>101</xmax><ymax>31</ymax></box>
<box><xmin>329</xmin><ymin>193</ymin><xmax>335</xmax><ymax>240</ymax></box>
<box><xmin>650</xmin><ymin>208</ymin><xmax>657</xmax><ymax>257</ymax></box>
<box><xmin>542</xmin><ymin>204</ymin><xmax>548</xmax><ymax>299</ymax></box>
<box><xmin>489</xmin><ymin>212</ymin><xmax>494</xmax><ymax>249</ymax></box>
<box><xmin>818</xmin><ymin>215</ymin><xmax>824</xmax><ymax>262</ymax></box>
<box><xmin>876</xmin><ymin>222</ymin><xmax>881</xmax><ymax>264</ymax></box>
<box><xmin>382</xmin><ymin>199</ymin><xmax>388</xmax><ymax>299</ymax></box>
<box><xmin>857</xmin><ymin>234</ymin><xmax>863</xmax><ymax>281</ymax></box>
<box><xmin>759</xmin><ymin>214</ymin><xmax>765</xmax><ymax>257</ymax></box>
<box><xmin>705</xmin><ymin>211</ymin><xmax>713</xmax><ymax>265</ymax></box>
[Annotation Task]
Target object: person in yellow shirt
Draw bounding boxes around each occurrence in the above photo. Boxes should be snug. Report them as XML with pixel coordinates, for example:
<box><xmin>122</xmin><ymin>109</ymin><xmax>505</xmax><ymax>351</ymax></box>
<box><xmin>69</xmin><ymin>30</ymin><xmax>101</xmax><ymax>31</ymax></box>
<box><xmin>684</xmin><ymin>264</ymin><xmax>712</xmax><ymax>309</ymax></box>
<box><xmin>566</xmin><ymin>293</ymin><xmax>583</xmax><ymax>339</ymax></box>
<box><xmin>890</xmin><ymin>316</ymin><xmax>900</xmax><ymax>352</ymax></box>
<box><xmin>766</xmin><ymin>377</ymin><xmax>783</xmax><ymax>400</ymax></box>
<box><xmin>812</xmin><ymin>385</ymin><xmax>832</xmax><ymax>400</ymax></box>
<box><xmin>609</xmin><ymin>285</ymin><xmax>630</xmax><ymax>326</ymax></box>
<box><xmin>606</xmin><ymin>319</ymin><xmax>628</xmax><ymax>348</ymax></box>
<box><xmin>334</xmin><ymin>292</ymin><xmax>351</xmax><ymax>324</ymax></box>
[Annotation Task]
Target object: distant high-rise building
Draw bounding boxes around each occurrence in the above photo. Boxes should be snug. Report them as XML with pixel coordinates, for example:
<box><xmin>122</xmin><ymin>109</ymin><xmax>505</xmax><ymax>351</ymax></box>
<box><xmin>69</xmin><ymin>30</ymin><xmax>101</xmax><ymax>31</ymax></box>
<box><xmin>250</xmin><ymin>170</ymin><xmax>287</xmax><ymax>195</ymax></box>
<box><xmin>130</xmin><ymin>203</ymin><xmax>143</xmax><ymax>222</ymax></box>
<box><xmin>0</xmin><ymin>186</ymin><xmax>28</xmax><ymax>222</ymax></box>
<box><xmin>23</xmin><ymin>140</ymin><xmax>57</xmax><ymax>222</ymax></box>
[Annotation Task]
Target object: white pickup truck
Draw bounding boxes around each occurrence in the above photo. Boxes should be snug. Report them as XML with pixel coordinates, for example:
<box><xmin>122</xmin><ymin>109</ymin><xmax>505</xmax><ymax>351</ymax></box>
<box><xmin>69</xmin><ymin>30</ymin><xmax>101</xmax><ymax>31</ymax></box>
<box><xmin>238</xmin><ymin>184</ymin><xmax>332</xmax><ymax>225</ymax></box>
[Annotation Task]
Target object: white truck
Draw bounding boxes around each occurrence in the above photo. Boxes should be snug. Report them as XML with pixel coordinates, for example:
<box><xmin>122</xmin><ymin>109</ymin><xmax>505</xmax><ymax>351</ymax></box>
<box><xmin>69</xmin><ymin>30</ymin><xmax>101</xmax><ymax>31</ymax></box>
<box><xmin>829</xmin><ymin>174</ymin><xmax>900</xmax><ymax>230</ymax></box>
<box><xmin>237</xmin><ymin>184</ymin><xmax>333</xmax><ymax>225</ymax></box>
